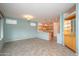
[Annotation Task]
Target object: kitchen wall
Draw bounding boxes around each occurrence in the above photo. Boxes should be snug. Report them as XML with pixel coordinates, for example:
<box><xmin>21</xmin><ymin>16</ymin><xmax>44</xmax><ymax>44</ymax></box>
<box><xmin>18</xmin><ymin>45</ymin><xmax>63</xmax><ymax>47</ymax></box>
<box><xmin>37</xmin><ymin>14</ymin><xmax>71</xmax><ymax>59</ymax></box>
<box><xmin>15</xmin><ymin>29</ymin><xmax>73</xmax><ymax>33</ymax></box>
<box><xmin>4</xmin><ymin>18</ymin><xmax>49</xmax><ymax>42</ymax></box>
<box><xmin>4</xmin><ymin>18</ymin><xmax>37</xmax><ymax>42</ymax></box>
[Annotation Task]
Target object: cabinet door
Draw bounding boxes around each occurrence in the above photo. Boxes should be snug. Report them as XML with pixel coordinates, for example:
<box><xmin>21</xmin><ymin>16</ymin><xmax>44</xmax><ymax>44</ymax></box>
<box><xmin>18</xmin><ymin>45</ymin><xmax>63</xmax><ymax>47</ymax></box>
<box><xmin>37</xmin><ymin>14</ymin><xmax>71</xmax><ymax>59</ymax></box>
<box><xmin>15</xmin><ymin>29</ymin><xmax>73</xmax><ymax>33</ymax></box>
<box><xmin>64</xmin><ymin>35</ymin><xmax>69</xmax><ymax>45</ymax></box>
<box><xmin>64</xmin><ymin>35</ymin><xmax>73</xmax><ymax>49</ymax></box>
<box><xmin>64</xmin><ymin>34</ymin><xmax>76</xmax><ymax>52</ymax></box>
<box><xmin>72</xmin><ymin>35</ymin><xmax>76</xmax><ymax>51</ymax></box>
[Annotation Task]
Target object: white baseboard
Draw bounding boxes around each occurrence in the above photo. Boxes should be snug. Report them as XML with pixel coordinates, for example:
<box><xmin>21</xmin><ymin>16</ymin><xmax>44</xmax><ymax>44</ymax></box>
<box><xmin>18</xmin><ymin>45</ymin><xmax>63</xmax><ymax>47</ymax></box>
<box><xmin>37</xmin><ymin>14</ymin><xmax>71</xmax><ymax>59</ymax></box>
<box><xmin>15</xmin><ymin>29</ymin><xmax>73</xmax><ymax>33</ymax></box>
<box><xmin>4</xmin><ymin>36</ymin><xmax>37</xmax><ymax>42</ymax></box>
<box><xmin>4</xmin><ymin>36</ymin><xmax>49</xmax><ymax>43</ymax></box>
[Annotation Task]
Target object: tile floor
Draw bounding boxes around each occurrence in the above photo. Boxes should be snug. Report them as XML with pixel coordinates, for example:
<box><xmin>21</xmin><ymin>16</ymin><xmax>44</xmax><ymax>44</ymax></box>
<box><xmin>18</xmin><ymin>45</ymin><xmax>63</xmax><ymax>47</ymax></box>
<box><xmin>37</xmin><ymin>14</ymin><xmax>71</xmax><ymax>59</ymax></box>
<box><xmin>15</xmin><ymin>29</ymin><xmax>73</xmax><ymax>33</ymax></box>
<box><xmin>0</xmin><ymin>38</ymin><xmax>76</xmax><ymax>56</ymax></box>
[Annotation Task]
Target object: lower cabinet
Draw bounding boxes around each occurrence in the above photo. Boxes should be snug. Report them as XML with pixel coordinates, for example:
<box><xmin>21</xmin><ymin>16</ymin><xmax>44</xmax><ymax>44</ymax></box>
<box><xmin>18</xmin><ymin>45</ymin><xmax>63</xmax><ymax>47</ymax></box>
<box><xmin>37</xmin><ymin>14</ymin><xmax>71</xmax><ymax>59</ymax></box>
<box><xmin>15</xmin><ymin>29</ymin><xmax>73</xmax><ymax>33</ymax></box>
<box><xmin>64</xmin><ymin>34</ymin><xmax>76</xmax><ymax>52</ymax></box>
<box><xmin>72</xmin><ymin>35</ymin><xmax>76</xmax><ymax>51</ymax></box>
<box><xmin>49</xmin><ymin>32</ymin><xmax>53</xmax><ymax>40</ymax></box>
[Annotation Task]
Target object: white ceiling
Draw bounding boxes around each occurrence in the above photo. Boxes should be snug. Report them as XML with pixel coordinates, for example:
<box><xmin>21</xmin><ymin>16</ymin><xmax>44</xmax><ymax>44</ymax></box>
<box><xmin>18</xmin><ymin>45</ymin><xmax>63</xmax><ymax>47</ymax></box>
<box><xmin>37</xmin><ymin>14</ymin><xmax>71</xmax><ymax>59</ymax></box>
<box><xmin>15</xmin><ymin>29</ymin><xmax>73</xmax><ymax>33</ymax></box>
<box><xmin>0</xmin><ymin>3</ymin><xmax>75</xmax><ymax>22</ymax></box>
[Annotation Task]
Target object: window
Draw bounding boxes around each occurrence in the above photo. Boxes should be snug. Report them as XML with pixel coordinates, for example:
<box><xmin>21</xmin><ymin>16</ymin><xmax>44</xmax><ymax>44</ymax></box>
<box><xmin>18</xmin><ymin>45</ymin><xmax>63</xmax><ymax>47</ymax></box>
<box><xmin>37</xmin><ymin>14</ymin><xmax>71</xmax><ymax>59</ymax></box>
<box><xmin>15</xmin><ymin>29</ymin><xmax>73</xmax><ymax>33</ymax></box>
<box><xmin>30</xmin><ymin>23</ymin><xmax>36</xmax><ymax>26</ymax></box>
<box><xmin>6</xmin><ymin>19</ymin><xmax>17</xmax><ymax>24</ymax></box>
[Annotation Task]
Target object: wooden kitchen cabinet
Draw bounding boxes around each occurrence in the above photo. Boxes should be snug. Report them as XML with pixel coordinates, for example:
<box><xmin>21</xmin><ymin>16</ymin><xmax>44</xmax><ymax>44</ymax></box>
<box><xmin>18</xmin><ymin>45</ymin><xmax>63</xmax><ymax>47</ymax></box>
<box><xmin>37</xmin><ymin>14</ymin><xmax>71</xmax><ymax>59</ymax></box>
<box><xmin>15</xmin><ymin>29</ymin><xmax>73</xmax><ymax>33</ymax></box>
<box><xmin>64</xmin><ymin>10</ymin><xmax>76</xmax><ymax>52</ymax></box>
<box><xmin>64</xmin><ymin>20</ymin><xmax>76</xmax><ymax>52</ymax></box>
<box><xmin>64</xmin><ymin>35</ymin><xmax>72</xmax><ymax>49</ymax></box>
<box><xmin>72</xmin><ymin>34</ymin><xmax>76</xmax><ymax>51</ymax></box>
<box><xmin>64</xmin><ymin>34</ymin><xmax>76</xmax><ymax>52</ymax></box>
<box><xmin>49</xmin><ymin>32</ymin><xmax>53</xmax><ymax>40</ymax></box>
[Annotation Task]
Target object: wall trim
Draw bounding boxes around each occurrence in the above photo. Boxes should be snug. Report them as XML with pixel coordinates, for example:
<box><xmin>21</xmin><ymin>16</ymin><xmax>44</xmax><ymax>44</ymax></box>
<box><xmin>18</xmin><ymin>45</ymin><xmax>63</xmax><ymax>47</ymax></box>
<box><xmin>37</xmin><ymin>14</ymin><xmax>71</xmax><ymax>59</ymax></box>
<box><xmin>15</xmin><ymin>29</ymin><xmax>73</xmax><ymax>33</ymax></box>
<box><xmin>4</xmin><ymin>37</ymin><xmax>37</xmax><ymax>42</ymax></box>
<box><xmin>4</xmin><ymin>37</ymin><xmax>49</xmax><ymax>43</ymax></box>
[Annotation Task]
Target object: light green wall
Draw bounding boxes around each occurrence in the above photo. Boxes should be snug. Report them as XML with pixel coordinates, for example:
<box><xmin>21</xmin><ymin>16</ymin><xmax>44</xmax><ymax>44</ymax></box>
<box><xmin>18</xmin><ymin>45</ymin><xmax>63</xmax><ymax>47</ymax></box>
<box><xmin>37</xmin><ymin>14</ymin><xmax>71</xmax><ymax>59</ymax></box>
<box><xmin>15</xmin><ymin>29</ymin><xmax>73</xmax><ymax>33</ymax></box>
<box><xmin>58</xmin><ymin>13</ymin><xmax>64</xmax><ymax>45</ymax></box>
<box><xmin>4</xmin><ymin>18</ymin><xmax>49</xmax><ymax>42</ymax></box>
<box><xmin>4</xmin><ymin>18</ymin><xmax>38</xmax><ymax>42</ymax></box>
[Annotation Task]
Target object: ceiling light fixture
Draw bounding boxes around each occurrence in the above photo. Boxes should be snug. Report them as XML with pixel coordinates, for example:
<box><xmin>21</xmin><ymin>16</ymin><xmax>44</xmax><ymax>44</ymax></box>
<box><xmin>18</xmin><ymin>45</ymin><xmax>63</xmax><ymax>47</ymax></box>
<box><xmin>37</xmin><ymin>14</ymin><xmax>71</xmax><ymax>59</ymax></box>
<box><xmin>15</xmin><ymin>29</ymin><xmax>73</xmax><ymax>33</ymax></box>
<box><xmin>23</xmin><ymin>15</ymin><xmax>34</xmax><ymax>20</ymax></box>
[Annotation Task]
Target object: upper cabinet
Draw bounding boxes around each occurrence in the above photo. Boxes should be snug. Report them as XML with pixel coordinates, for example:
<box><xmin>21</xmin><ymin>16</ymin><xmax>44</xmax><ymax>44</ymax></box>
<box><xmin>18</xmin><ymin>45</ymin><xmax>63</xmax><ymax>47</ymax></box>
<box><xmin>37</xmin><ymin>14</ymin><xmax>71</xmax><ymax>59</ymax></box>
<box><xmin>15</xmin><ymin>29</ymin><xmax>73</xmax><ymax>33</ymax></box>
<box><xmin>38</xmin><ymin>21</ymin><xmax>53</xmax><ymax>32</ymax></box>
<box><xmin>64</xmin><ymin>11</ymin><xmax>76</xmax><ymax>20</ymax></box>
